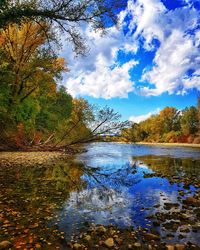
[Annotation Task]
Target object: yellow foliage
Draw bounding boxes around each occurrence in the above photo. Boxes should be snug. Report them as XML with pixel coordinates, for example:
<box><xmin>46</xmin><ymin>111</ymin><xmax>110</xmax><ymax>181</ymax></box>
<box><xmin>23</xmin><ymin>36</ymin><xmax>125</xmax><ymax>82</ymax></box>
<box><xmin>0</xmin><ymin>22</ymin><xmax>47</xmax><ymax>64</ymax></box>
<box><xmin>54</xmin><ymin>57</ymin><xmax>68</xmax><ymax>72</ymax></box>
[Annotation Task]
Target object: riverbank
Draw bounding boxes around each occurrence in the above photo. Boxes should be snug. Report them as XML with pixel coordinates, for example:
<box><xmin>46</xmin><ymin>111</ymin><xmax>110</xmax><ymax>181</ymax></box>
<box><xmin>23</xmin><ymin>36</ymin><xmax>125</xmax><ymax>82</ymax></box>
<box><xmin>0</xmin><ymin>151</ymin><xmax>68</xmax><ymax>167</ymax></box>
<box><xmin>0</xmin><ymin>146</ymin><xmax>86</xmax><ymax>167</ymax></box>
<box><xmin>135</xmin><ymin>142</ymin><xmax>200</xmax><ymax>148</ymax></box>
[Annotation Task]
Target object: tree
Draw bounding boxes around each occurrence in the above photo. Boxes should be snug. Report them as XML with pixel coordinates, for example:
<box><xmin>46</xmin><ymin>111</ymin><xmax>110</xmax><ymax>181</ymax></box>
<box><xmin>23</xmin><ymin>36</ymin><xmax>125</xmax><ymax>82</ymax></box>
<box><xmin>180</xmin><ymin>106</ymin><xmax>199</xmax><ymax>135</ymax></box>
<box><xmin>0</xmin><ymin>0</ymin><xmax>126</xmax><ymax>54</ymax></box>
<box><xmin>0</xmin><ymin>22</ymin><xmax>72</xmax><ymax>148</ymax></box>
<box><xmin>55</xmin><ymin>103</ymin><xmax>129</xmax><ymax>146</ymax></box>
<box><xmin>159</xmin><ymin>107</ymin><xmax>180</xmax><ymax>134</ymax></box>
<box><xmin>69</xmin><ymin>106</ymin><xmax>130</xmax><ymax>145</ymax></box>
<box><xmin>0</xmin><ymin>22</ymin><xmax>66</xmax><ymax>106</ymax></box>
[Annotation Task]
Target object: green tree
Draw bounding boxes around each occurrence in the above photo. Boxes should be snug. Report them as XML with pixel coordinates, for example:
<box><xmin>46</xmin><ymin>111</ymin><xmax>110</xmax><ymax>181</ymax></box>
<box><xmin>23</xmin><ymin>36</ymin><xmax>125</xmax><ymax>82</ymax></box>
<box><xmin>181</xmin><ymin>106</ymin><xmax>199</xmax><ymax>135</ymax></box>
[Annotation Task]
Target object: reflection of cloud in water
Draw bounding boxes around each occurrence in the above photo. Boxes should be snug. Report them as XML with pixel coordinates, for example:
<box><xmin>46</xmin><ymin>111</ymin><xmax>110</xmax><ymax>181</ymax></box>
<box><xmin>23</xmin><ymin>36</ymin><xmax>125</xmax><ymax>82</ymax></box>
<box><xmin>155</xmin><ymin>189</ymin><xmax>179</xmax><ymax>206</ymax></box>
<box><xmin>62</xmin><ymin>187</ymin><xmax>134</xmax><ymax>226</ymax></box>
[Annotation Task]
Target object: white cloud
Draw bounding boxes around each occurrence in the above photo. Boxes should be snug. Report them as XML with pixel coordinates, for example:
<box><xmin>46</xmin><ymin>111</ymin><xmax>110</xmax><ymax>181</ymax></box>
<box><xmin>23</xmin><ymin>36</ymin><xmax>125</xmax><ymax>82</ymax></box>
<box><xmin>141</xmin><ymin>29</ymin><xmax>200</xmax><ymax>95</ymax></box>
<box><xmin>129</xmin><ymin>108</ymin><xmax>160</xmax><ymax>123</ymax></box>
<box><xmin>66</xmin><ymin>55</ymin><xmax>138</xmax><ymax>99</ymax></box>
<box><xmin>62</xmin><ymin>24</ymin><xmax>138</xmax><ymax>99</ymax></box>
<box><xmin>125</xmin><ymin>0</ymin><xmax>200</xmax><ymax>96</ymax></box>
<box><xmin>61</xmin><ymin>0</ymin><xmax>200</xmax><ymax>98</ymax></box>
<box><xmin>127</xmin><ymin>0</ymin><xmax>166</xmax><ymax>49</ymax></box>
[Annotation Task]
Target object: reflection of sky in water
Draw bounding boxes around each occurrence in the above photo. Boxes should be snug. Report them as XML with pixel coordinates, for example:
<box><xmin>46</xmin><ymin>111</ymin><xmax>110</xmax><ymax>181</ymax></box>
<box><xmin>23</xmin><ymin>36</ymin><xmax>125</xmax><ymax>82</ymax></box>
<box><xmin>58</xmin><ymin>142</ymin><xmax>200</xmax><ymax>244</ymax></box>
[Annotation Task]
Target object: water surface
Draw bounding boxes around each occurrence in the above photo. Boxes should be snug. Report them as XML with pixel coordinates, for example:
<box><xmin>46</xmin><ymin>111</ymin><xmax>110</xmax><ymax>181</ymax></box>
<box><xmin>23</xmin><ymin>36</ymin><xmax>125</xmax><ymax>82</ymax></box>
<box><xmin>58</xmin><ymin>143</ymin><xmax>200</xmax><ymax>245</ymax></box>
<box><xmin>1</xmin><ymin>142</ymin><xmax>200</xmax><ymax>248</ymax></box>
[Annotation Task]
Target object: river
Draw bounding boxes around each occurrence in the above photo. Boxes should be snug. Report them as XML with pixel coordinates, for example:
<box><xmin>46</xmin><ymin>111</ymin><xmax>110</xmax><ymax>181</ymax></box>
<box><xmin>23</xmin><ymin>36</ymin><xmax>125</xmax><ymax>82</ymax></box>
<box><xmin>0</xmin><ymin>142</ymin><xmax>200</xmax><ymax>249</ymax></box>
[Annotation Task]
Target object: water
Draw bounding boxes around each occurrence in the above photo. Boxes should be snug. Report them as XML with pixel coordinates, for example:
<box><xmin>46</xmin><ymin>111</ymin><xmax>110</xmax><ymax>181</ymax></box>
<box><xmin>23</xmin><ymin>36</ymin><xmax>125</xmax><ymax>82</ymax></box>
<box><xmin>0</xmin><ymin>142</ymin><xmax>200</xmax><ymax>248</ymax></box>
<box><xmin>56</xmin><ymin>143</ymin><xmax>200</xmax><ymax>244</ymax></box>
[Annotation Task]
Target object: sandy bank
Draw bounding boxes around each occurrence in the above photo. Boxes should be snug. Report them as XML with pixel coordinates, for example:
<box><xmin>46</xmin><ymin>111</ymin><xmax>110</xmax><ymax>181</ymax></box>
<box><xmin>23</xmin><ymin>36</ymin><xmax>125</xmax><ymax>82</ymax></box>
<box><xmin>135</xmin><ymin>142</ymin><xmax>200</xmax><ymax>148</ymax></box>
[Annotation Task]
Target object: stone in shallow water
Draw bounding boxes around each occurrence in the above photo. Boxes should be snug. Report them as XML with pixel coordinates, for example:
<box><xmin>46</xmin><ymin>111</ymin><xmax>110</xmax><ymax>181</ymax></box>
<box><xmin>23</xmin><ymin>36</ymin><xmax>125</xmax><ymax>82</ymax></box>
<box><xmin>166</xmin><ymin>245</ymin><xmax>175</xmax><ymax>250</ymax></box>
<box><xmin>183</xmin><ymin>197</ymin><xmax>200</xmax><ymax>206</ymax></box>
<box><xmin>84</xmin><ymin>235</ymin><xmax>91</xmax><ymax>241</ymax></box>
<box><xmin>175</xmin><ymin>244</ymin><xmax>185</xmax><ymax>250</ymax></box>
<box><xmin>97</xmin><ymin>225</ymin><xmax>107</xmax><ymax>233</ymax></box>
<box><xmin>164</xmin><ymin>202</ymin><xmax>179</xmax><ymax>210</ymax></box>
<box><xmin>0</xmin><ymin>241</ymin><xmax>12</xmax><ymax>249</ymax></box>
<box><xmin>144</xmin><ymin>233</ymin><xmax>160</xmax><ymax>241</ymax></box>
<box><xmin>104</xmin><ymin>238</ymin><xmax>114</xmax><ymax>248</ymax></box>
<box><xmin>133</xmin><ymin>242</ymin><xmax>142</xmax><ymax>248</ymax></box>
<box><xmin>73</xmin><ymin>243</ymin><xmax>82</xmax><ymax>249</ymax></box>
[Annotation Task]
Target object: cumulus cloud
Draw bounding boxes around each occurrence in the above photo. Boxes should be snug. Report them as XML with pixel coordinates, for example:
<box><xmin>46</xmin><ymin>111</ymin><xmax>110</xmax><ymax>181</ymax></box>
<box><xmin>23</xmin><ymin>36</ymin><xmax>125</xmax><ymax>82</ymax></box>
<box><xmin>141</xmin><ymin>30</ymin><xmax>200</xmax><ymax>95</ymax></box>
<box><xmin>125</xmin><ymin>0</ymin><xmax>200</xmax><ymax>95</ymax></box>
<box><xmin>66</xmin><ymin>55</ymin><xmax>138</xmax><ymax>99</ymax></box>
<box><xmin>62</xmin><ymin>24</ymin><xmax>138</xmax><ymax>99</ymax></box>
<box><xmin>129</xmin><ymin>108</ymin><xmax>160</xmax><ymax>123</ymax></box>
<box><xmin>62</xmin><ymin>0</ymin><xmax>200</xmax><ymax>98</ymax></box>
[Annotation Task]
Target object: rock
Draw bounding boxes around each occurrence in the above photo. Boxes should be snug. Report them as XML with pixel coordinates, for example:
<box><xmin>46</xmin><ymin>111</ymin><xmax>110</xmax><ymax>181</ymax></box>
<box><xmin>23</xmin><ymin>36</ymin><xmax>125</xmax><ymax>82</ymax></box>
<box><xmin>115</xmin><ymin>237</ymin><xmax>122</xmax><ymax>245</ymax></box>
<box><xmin>166</xmin><ymin>245</ymin><xmax>175</xmax><ymax>250</ymax></box>
<box><xmin>192</xmin><ymin>222</ymin><xmax>200</xmax><ymax>231</ymax></box>
<box><xmin>175</xmin><ymin>244</ymin><xmax>185</xmax><ymax>250</ymax></box>
<box><xmin>104</xmin><ymin>238</ymin><xmax>114</xmax><ymax>248</ymax></box>
<box><xmin>144</xmin><ymin>233</ymin><xmax>160</xmax><ymax>241</ymax></box>
<box><xmin>179</xmin><ymin>226</ymin><xmax>190</xmax><ymax>233</ymax></box>
<box><xmin>183</xmin><ymin>197</ymin><xmax>200</xmax><ymax>206</ymax></box>
<box><xmin>35</xmin><ymin>243</ymin><xmax>41</xmax><ymax>249</ymax></box>
<box><xmin>164</xmin><ymin>203</ymin><xmax>179</xmax><ymax>210</ymax></box>
<box><xmin>179</xmin><ymin>213</ymin><xmax>191</xmax><ymax>220</ymax></box>
<box><xmin>153</xmin><ymin>220</ymin><xmax>161</xmax><ymax>227</ymax></box>
<box><xmin>84</xmin><ymin>235</ymin><xmax>91</xmax><ymax>241</ymax></box>
<box><xmin>163</xmin><ymin>221</ymin><xmax>180</xmax><ymax>232</ymax></box>
<box><xmin>73</xmin><ymin>243</ymin><xmax>83</xmax><ymax>249</ymax></box>
<box><xmin>133</xmin><ymin>242</ymin><xmax>142</xmax><ymax>248</ymax></box>
<box><xmin>97</xmin><ymin>225</ymin><xmax>107</xmax><ymax>233</ymax></box>
<box><xmin>0</xmin><ymin>241</ymin><xmax>12</xmax><ymax>249</ymax></box>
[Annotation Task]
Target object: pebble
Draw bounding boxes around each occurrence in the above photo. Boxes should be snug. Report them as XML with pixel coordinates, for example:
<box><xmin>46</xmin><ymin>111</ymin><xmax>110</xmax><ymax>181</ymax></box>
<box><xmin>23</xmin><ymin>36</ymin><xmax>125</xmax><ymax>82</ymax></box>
<box><xmin>175</xmin><ymin>244</ymin><xmax>185</xmax><ymax>250</ymax></box>
<box><xmin>0</xmin><ymin>241</ymin><xmax>12</xmax><ymax>249</ymax></box>
<box><xmin>73</xmin><ymin>243</ymin><xmax>82</xmax><ymax>249</ymax></box>
<box><xmin>84</xmin><ymin>235</ymin><xmax>91</xmax><ymax>241</ymax></box>
<box><xmin>144</xmin><ymin>233</ymin><xmax>160</xmax><ymax>241</ymax></box>
<box><xmin>98</xmin><ymin>225</ymin><xmax>107</xmax><ymax>233</ymax></box>
<box><xmin>133</xmin><ymin>242</ymin><xmax>142</xmax><ymax>248</ymax></box>
<box><xmin>104</xmin><ymin>238</ymin><xmax>114</xmax><ymax>248</ymax></box>
<box><xmin>166</xmin><ymin>245</ymin><xmax>175</xmax><ymax>250</ymax></box>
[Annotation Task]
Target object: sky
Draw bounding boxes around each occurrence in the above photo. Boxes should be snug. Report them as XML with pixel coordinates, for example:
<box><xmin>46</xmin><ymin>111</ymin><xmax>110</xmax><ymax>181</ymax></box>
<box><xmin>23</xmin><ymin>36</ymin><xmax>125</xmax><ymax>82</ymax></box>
<box><xmin>61</xmin><ymin>0</ymin><xmax>200</xmax><ymax>123</ymax></box>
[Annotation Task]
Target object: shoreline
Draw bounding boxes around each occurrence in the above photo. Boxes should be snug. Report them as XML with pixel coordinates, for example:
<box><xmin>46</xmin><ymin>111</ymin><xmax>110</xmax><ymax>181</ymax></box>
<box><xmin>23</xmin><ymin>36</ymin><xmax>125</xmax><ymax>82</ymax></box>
<box><xmin>0</xmin><ymin>151</ymin><xmax>68</xmax><ymax>167</ymax></box>
<box><xmin>135</xmin><ymin>142</ymin><xmax>200</xmax><ymax>148</ymax></box>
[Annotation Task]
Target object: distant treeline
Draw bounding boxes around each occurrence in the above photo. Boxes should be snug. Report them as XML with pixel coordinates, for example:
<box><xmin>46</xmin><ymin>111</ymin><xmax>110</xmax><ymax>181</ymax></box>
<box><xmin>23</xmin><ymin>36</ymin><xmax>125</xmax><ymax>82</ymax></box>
<box><xmin>121</xmin><ymin>101</ymin><xmax>200</xmax><ymax>144</ymax></box>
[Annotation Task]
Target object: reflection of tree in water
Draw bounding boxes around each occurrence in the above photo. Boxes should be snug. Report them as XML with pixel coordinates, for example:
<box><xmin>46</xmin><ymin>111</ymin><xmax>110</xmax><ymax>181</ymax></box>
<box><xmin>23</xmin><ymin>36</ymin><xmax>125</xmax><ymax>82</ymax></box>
<box><xmin>0</xmin><ymin>159</ymin><xmax>85</xmax><ymax>247</ymax></box>
<box><xmin>133</xmin><ymin>155</ymin><xmax>200</xmax><ymax>180</ymax></box>
<box><xmin>64</xmin><ymin>163</ymin><xmax>141</xmax><ymax>212</ymax></box>
<box><xmin>83</xmin><ymin>163</ymin><xmax>140</xmax><ymax>189</ymax></box>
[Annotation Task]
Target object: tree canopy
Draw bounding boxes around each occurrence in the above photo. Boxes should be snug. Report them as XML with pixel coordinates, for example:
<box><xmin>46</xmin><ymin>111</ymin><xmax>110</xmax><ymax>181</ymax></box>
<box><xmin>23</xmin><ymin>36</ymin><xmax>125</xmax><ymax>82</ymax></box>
<box><xmin>121</xmin><ymin>101</ymin><xmax>200</xmax><ymax>144</ymax></box>
<box><xmin>0</xmin><ymin>0</ymin><xmax>125</xmax><ymax>54</ymax></box>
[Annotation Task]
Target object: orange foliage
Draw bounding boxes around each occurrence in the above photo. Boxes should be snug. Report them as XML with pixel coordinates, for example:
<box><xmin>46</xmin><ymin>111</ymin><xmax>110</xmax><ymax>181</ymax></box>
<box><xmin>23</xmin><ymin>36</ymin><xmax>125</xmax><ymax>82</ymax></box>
<box><xmin>0</xmin><ymin>22</ymin><xmax>47</xmax><ymax>64</ymax></box>
<box><xmin>14</xmin><ymin>123</ymin><xmax>27</xmax><ymax>147</ymax></box>
<box><xmin>54</xmin><ymin>57</ymin><xmax>68</xmax><ymax>72</ymax></box>
<box><xmin>32</xmin><ymin>132</ymin><xmax>43</xmax><ymax>145</ymax></box>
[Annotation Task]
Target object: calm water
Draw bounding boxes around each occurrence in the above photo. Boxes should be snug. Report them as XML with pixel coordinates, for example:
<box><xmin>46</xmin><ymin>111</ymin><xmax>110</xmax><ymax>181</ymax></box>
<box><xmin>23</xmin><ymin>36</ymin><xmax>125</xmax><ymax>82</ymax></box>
<box><xmin>1</xmin><ymin>142</ymin><xmax>200</xmax><ymax>248</ymax></box>
<box><xmin>57</xmin><ymin>143</ymin><xmax>200</xmax><ymax>244</ymax></box>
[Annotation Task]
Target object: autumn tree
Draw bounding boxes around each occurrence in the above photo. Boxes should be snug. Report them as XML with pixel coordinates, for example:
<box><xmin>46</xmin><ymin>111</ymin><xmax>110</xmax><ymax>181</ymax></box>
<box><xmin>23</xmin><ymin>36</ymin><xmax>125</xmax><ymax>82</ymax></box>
<box><xmin>0</xmin><ymin>22</ymin><xmax>72</xmax><ymax>148</ymax></box>
<box><xmin>0</xmin><ymin>0</ymin><xmax>125</xmax><ymax>54</ymax></box>
<box><xmin>0</xmin><ymin>22</ymin><xmax>66</xmax><ymax>105</ymax></box>
<box><xmin>55</xmin><ymin>98</ymin><xmax>94</xmax><ymax>146</ymax></box>
<box><xmin>180</xmin><ymin>106</ymin><xmax>199</xmax><ymax>135</ymax></box>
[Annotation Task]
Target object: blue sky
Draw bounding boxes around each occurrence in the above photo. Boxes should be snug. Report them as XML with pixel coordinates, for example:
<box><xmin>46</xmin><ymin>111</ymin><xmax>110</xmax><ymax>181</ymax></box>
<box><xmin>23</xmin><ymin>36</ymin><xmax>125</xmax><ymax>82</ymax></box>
<box><xmin>61</xmin><ymin>0</ymin><xmax>200</xmax><ymax>122</ymax></box>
